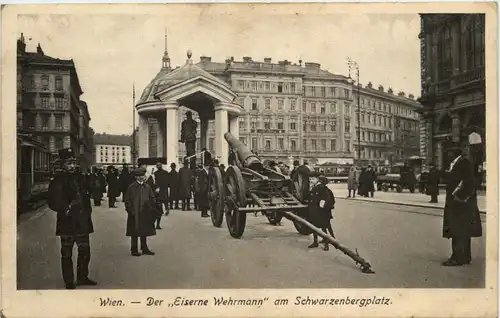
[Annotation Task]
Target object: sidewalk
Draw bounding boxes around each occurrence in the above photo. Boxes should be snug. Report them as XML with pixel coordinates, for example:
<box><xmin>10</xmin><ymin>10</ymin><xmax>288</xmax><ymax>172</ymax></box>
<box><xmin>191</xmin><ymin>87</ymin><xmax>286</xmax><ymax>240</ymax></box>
<box><xmin>328</xmin><ymin>183</ymin><xmax>487</xmax><ymax>214</ymax></box>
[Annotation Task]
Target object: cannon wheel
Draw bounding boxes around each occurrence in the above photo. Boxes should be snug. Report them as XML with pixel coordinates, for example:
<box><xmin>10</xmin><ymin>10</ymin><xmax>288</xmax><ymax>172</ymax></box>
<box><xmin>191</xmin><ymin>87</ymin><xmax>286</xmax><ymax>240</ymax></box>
<box><xmin>396</xmin><ymin>184</ymin><xmax>403</xmax><ymax>193</ymax></box>
<box><xmin>291</xmin><ymin>207</ymin><xmax>313</xmax><ymax>235</ymax></box>
<box><xmin>382</xmin><ymin>184</ymin><xmax>389</xmax><ymax>192</ymax></box>
<box><xmin>208</xmin><ymin>166</ymin><xmax>225</xmax><ymax>228</ymax></box>
<box><xmin>292</xmin><ymin>169</ymin><xmax>311</xmax><ymax>203</ymax></box>
<box><xmin>225</xmin><ymin>166</ymin><xmax>247</xmax><ymax>238</ymax></box>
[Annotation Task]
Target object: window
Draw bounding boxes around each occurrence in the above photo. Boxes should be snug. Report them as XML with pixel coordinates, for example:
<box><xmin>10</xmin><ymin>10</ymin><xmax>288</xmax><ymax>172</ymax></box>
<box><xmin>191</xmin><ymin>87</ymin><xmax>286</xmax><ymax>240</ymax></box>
<box><xmin>238</xmin><ymin>80</ymin><xmax>244</xmax><ymax>89</ymax></box>
<box><xmin>330</xmin><ymin>139</ymin><xmax>336</xmax><ymax>151</ymax></box>
<box><xmin>277</xmin><ymin>122</ymin><xmax>284</xmax><ymax>130</ymax></box>
<box><xmin>41</xmin><ymin>115</ymin><xmax>50</xmax><ymax>129</ymax></box>
<box><xmin>239</xmin><ymin>120</ymin><xmax>245</xmax><ymax>129</ymax></box>
<box><xmin>310</xmin><ymin>123</ymin><xmax>316</xmax><ymax>131</ymax></box>
<box><xmin>303</xmin><ymin>139</ymin><xmax>307</xmax><ymax>151</ymax></box>
<box><xmin>345</xmin><ymin>140</ymin><xmax>351</xmax><ymax>152</ymax></box>
<box><xmin>209</xmin><ymin>138</ymin><xmax>215</xmax><ymax>151</ymax></box>
<box><xmin>330</xmin><ymin>120</ymin><xmax>337</xmax><ymax>131</ymax></box>
<box><xmin>344</xmin><ymin>89</ymin><xmax>349</xmax><ymax>99</ymax></box>
<box><xmin>290</xmin><ymin>99</ymin><xmax>296</xmax><ymax>111</ymax></box>
<box><xmin>250</xmin><ymin>120</ymin><xmax>257</xmax><ymax>129</ymax></box>
<box><xmin>265</xmin><ymin>139</ymin><xmax>271</xmax><ymax>150</ymax></box>
<box><xmin>311</xmin><ymin>140</ymin><xmax>317</xmax><ymax>151</ymax></box>
<box><xmin>265</xmin><ymin>82</ymin><xmax>270</xmax><ymax>91</ymax></box>
<box><xmin>345</xmin><ymin>120</ymin><xmax>350</xmax><ymax>133</ymax></box>
<box><xmin>291</xmin><ymin>140</ymin><xmax>297</xmax><ymax>151</ymax></box>
<box><xmin>55</xmin><ymin>115</ymin><xmax>63</xmax><ymax>129</ymax></box>
<box><xmin>252</xmin><ymin>81</ymin><xmax>257</xmax><ymax>91</ymax></box>
<box><xmin>320</xmin><ymin>87</ymin><xmax>326</xmax><ymax>97</ymax></box>
<box><xmin>41</xmin><ymin>76</ymin><xmax>49</xmax><ymax>90</ymax></box>
<box><xmin>55</xmin><ymin>98</ymin><xmax>64</xmax><ymax>109</ymax></box>
<box><xmin>278</xmin><ymin>83</ymin><xmax>283</xmax><ymax>93</ymax></box>
<box><xmin>330</xmin><ymin>87</ymin><xmax>335</xmax><ymax>96</ymax></box>
<box><xmin>278</xmin><ymin>99</ymin><xmax>284</xmax><ymax>110</ymax></box>
<box><xmin>388</xmin><ymin>118</ymin><xmax>392</xmax><ymax>128</ymax></box>
<box><xmin>55</xmin><ymin>77</ymin><xmax>63</xmax><ymax>90</ymax></box>
<box><xmin>312</xmin><ymin>87</ymin><xmax>316</xmax><ymax>97</ymax></box>
<box><xmin>302</xmin><ymin>101</ymin><xmax>307</xmax><ymax>112</ymax></box>
<box><xmin>378</xmin><ymin>102</ymin><xmax>381</xmax><ymax>110</ymax></box>
<box><xmin>290</xmin><ymin>83</ymin><xmax>296</xmax><ymax>93</ymax></box>
<box><xmin>303</xmin><ymin>122</ymin><xmax>307</xmax><ymax>132</ymax></box>
<box><xmin>252</xmin><ymin>99</ymin><xmax>258</xmax><ymax>111</ymax></box>
<box><xmin>251</xmin><ymin>137</ymin><xmax>258</xmax><ymax>150</ymax></box>
<box><xmin>278</xmin><ymin>138</ymin><xmax>284</xmax><ymax>149</ymax></box>
<box><xmin>320</xmin><ymin>122</ymin><xmax>327</xmax><ymax>131</ymax></box>
<box><xmin>437</xmin><ymin>26</ymin><xmax>452</xmax><ymax>80</ymax></box>
<box><xmin>264</xmin><ymin>122</ymin><xmax>271</xmax><ymax>130</ymax></box>
<box><xmin>290</xmin><ymin>122</ymin><xmax>296</xmax><ymax>130</ymax></box>
<box><xmin>29</xmin><ymin>76</ymin><xmax>36</xmax><ymax>89</ymax></box>
<box><xmin>344</xmin><ymin>102</ymin><xmax>350</xmax><ymax>115</ymax></box>
<box><xmin>265</xmin><ymin>99</ymin><xmax>271</xmax><ymax>110</ymax></box>
<box><xmin>320</xmin><ymin>139</ymin><xmax>326</xmax><ymax>150</ymax></box>
<box><xmin>311</xmin><ymin>102</ymin><xmax>316</xmax><ymax>113</ymax></box>
<box><xmin>464</xmin><ymin>15</ymin><xmax>485</xmax><ymax>70</ymax></box>
<box><xmin>362</xmin><ymin>131</ymin><xmax>366</xmax><ymax>141</ymax></box>
<box><xmin>320</xmin><ymin>103</ymin><xmax>326</xmax><ymax>114</ymax></box>
<box><xmin>41</xmin><ymin>97</ymin><xmax>49</xmax><ymax>108</ymax></box>
<box><xmin>330</xmin><ymin>102</ymin><xmax>337</xmax><ymax>113</ymax></box>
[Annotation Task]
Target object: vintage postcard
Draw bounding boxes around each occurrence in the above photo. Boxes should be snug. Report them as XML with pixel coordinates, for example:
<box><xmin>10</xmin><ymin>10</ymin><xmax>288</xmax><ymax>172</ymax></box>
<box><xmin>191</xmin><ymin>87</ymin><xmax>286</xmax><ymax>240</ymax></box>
<box><xmin>1</xmin><ymin>2</ymin><xmax>498</xmax><ymax>317</ymax></box>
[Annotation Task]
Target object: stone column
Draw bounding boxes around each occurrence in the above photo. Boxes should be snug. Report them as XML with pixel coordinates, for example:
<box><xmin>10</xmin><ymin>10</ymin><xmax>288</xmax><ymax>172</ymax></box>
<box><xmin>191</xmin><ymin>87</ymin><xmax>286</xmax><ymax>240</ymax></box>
<box><xmin>165</xmin><ymin>102</ymin><xmax>179</xmax><ymax>165</ymax></box>
<box><xmin>229</xmin><ymin>115</ymin><xmax>239</xmax><ymax>140</ymax></box>
<box><xmin>200</xmin><ymin>116</ymin><xmax>209</xmax><ymax>149</ymax></box>
<box><xmin>138</xmin><ymin>114</ymin><xmax>149</xmax><ymax>159</ymax></box>
<box><xmin>215</xmin><ymin>104</ymin><xmax>229</xmax><ymax>167</ymax></box>
<box><xmin>157</xmin><ymin>115</ymin><xmax>165</xmax><ymax>157</ymax></box>
<box><xmin>451</xmin><ymin>113</ymin><xmax>461</xmax><ymax>143</ymax></box>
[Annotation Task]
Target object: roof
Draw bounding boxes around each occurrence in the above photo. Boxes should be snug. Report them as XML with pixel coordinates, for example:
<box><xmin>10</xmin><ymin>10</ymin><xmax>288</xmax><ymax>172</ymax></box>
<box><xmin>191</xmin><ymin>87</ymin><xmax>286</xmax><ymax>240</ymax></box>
<box><xmin>23</xmin><ymin>52</ymin><xmax>74</xmax><ymax>66</ymax></box>
<box><xmin>94</xmin><ymin>133</ymin><xmax>132</xmax><ymax>146</ymax></box>
<box><xmin>137</xmin><ymin>60</ymin><xmax>232</xmax><ymax>105</ymax></box>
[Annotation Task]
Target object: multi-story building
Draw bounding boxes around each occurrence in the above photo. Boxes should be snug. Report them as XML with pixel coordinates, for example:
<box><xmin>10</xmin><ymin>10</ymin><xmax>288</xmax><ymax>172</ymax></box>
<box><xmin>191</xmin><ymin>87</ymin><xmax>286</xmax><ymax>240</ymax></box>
<box><xmin>16</xmin><ymin>34</ymin><xmax>94</xmax><ymax>170</ymax></box>
<box><xmin>138</xmin><ymin>34</ymin><xmax>421</xmax><ymax>166</ymax></box>
<box><xmin>94</xmin><ymin>133</ymin><xmax>133</xmax><ymax>167</ymax></box>
<box><xmin>353</xmin><ymin>83</ymin><xmax>421</xmax><ymax>165</ymax></box>
<box><xmin>417</xmin><ymin>14</ymin><xmax>485</xmax><ymax>170</ymax></box>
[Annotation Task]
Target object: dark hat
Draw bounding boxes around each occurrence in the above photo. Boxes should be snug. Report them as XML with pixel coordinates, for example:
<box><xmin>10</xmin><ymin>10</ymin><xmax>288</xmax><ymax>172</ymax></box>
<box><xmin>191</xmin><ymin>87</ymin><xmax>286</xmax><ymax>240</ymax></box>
<box><xmin>318</xmin><ymin>175</ymin><xmax>329</xmax><ymax>184</ymax></box>
<box><xmin>58</xmin><ymin>148</ymin><xmax>76</xmax><ymax>161</ymax></box>
<box><xmin>293</xmin><ymin>160</ymin><xmax>300</xmax><ymax>166</ymax></box>
<box><xmin>133</xmin><ymin>167</ymin><xmax>147</xmax><ymax>176</ymax></box>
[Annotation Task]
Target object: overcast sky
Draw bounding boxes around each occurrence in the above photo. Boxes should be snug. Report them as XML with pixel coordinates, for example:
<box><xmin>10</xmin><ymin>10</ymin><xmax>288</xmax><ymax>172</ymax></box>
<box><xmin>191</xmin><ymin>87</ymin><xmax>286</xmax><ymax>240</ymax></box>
<box><xmin>18</xmin><ymin>10</ymin><xmax>421</xmax><ymax>135</ymax></box>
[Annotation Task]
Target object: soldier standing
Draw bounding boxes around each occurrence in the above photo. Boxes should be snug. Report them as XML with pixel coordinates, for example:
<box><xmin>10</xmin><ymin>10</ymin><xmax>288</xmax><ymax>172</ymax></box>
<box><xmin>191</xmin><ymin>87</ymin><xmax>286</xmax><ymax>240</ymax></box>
<box><xmin>168</xmin><ymin>163</ymin><xmax>180</xmax><ymax>209</ymax></box>
<box><xmin>48</xmin><ymin>148</ymin><xmax>97</xmax><ymax>289</ymax></box>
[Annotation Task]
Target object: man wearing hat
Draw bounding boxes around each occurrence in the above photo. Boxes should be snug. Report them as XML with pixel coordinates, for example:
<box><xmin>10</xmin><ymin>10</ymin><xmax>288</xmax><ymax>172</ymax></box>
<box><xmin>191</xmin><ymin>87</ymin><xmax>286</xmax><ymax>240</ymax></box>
<box><xmin>168</xmin><ymin>163</ymin><xmax>180</xmax><ymax>210</ymax></box>
<box><xmin>307</xmin><ymin>174</ymin><xmax>336</xmax><ymax>251</ymax></box>
<box><xmin>48</xmin><ymin>148</ymin><xmax>97</xmax><ymax>289</ymax></box>
<box><xmin>180</xmin><ymin>111</ymin><xmax>198</xmax><ymax>168</ymax></box>
<box><xmin>124</xmin><ymin>167</ymin><xmax>159</xmax><ymax>256</ymax></box>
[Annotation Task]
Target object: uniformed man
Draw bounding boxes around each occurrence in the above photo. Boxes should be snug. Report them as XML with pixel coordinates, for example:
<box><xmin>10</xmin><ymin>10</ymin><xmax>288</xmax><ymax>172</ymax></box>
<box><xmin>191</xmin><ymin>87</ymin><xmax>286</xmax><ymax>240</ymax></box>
<box><xmin>307</xmin><ymin>174</ymin><xmax>335</xmax><ymax>251</ymax></box>
<box><xmin>180</xmin><ymin>111</ymin><xmax>198</xmax><ymax>168</ymax></box>
<box><xmin>48</xmin><ymin>148</ymin><xmax>97</xmax><ymax>289</ymax></box>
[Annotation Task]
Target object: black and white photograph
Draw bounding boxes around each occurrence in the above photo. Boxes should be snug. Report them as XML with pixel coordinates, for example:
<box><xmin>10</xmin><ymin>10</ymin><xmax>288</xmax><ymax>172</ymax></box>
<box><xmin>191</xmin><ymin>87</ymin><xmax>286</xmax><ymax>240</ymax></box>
<box><xmin>1</xmin><ymin>3</ymin><xmax>498</xmax><ymax>318</ymax></box>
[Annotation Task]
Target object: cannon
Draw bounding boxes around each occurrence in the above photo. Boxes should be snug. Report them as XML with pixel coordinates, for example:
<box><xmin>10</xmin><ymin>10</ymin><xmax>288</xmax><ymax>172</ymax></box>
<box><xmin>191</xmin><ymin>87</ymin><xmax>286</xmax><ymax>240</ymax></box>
<box><xmin>207</xmin><ymin>132</ymin><xmax>375</xmax><ymax>274</ymax></box>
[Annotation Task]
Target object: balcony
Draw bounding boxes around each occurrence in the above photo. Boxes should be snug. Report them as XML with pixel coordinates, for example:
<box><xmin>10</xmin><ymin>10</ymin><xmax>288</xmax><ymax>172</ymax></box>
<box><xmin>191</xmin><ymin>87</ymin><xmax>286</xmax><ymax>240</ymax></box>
<box><xmin>451</xmin><ymin>67</ymin><xmax>485</xmax><ymax>88</ymax></box>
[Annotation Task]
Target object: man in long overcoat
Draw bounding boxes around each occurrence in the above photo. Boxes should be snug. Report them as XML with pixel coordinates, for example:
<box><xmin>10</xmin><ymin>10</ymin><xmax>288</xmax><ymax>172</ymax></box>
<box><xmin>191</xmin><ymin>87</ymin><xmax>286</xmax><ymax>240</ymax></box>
<box><xmin>196</xmin><ymin>165</ymin><xmax>210</xmax><ymax>218</ymax></box>
<box><xmin>180</xmin><ymin>111</ymin><xmax>197</xmax><ymax>168</ymax></box>
<box><xmin>154</xmin><ymin>162</ymin><xmax>170</xmax><ymax>213</ymax></box>
<box><xmin>106</xmin><ymin>166</ymin><xmax>120</xmax><ymax>208</ymax></box>
<box><xmin>347</xmin><ymin>166</ymin><xmax>358</xmax><ymax>198</ymax></box>
<box><xmin>124</xmin><ymin>167</ymin><xmax>159</xmax><ymax>256</ymax></box>
<box><xmin>146</xmin><ymin>169</ymin><xmax>163</xmax><ymax>230</ymax></box>
<box><xmin>98</xmin><ymin>169</ymin><xmax>107</xmax><ymax>195</ymax></box>
<box><xmin>307</xmin><ymin>175</ymin><xmax>335</xmax><ymax>251</ymax></box>
<box><xmin>442</xmin><ymin>148</ymin><xmax>482</xmax><ymax>266</ymax></box>
<box><xmin>364</xmin><ymin>165</ymin><xmax>376</xmax><ymax>197</ymax></box>
<box><xmin>89</xmin><ymin>167</ymin><xmax>104</xmax><ymax>206</ymax></box>
<box><xmin>168</xmin><ymin>163</ymin><xmax>180</xmax><ymax>210</ymax></box>
<box><xmin>178</xmin><ymin>159</ymin><xmax>193</xmax><ymax>211</ymax></box>
<box><xmin>119</xmin><ymin>164</ymin><xmax>135</xmax><ymax>198</ymax></box>
<box><xmin>48</xmin><ymin>148</ymin><xmax>97</xmax><ymax>289</ymax></box>
<box><xmin>426</xmin><ymin>163</ymin><xmax>440</xmax><ymax>203</ymax></box>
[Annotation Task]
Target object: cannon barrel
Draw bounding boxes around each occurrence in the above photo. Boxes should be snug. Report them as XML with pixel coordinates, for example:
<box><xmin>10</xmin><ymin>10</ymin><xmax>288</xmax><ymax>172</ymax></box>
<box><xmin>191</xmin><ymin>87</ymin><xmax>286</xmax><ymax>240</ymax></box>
<box><xmin>224</xmin><ymin>132</ymin><xmax>263</xmax><ymax>171</ymax></box>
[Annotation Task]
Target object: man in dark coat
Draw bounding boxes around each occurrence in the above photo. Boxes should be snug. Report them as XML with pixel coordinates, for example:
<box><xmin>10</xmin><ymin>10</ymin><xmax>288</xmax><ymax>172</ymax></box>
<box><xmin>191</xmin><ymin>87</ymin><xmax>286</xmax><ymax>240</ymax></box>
<box><xmin>178</xmin><ymin>159</ymin><xmax>193</xmax><ymax>211</ymax></box>
<box><xmin>168</xmin><ymin>163</ymin><xmax>180</xmax><ymax>209</ymax></box>
<box><xmin>358</xmin><ymin>167</ymin><xmax>367</xmax><ymax>196</ymax></box>
<box><xmin>106</xmin><ymin>166</ymin><xmax>120</xmax><ymax>208</ymax></box>
<box><xmin>154</xmin><ymin>162</ymin><xmax>170</xmax><ymax>214</ymax></box>
<box><xmin>98</xmin><ymin>169</ymin><xmax>107</xmax><ymax>195</ymax></box>
<box><xmin>201</xmin><ymin>148</ymin><xmax>213</xmax><ymax>168</ymax></box>
<box><xmin>307</xmin><ymin>175</ymin><xmax>335</xmax><ymax>251</ymax></box>
<box><xmin>426</xmin><ymin>163</ymin><xmax>440</xmax><ymax>203</ymax></box>
<box><xmin>124</xmin><ymin>167</ymin><xmax>159</xmax><ymax>256</ymax></box>
<box><xmin>364</xmin><ymin>165</ymin><xmax>376</xmax><ymax>197</ymax></box>
<box><xmin>196</xmin><ymin>165</ymin><xmax>210</xmax><ymax>218</ymax></box>
<box><xmin>89</xmin><ymin>167</ymin><xmax>104</xmax><ymax>206</ymax></box>
<box><xmin>146</xmin><ymin>169</ymin><xmax>163</xmax><ymax>230</ymax></box>
<box><xmin>48</xmin><ymin>148</ymin><xmax>97</xmax><ymax>289</ymax></box>
<box><xmin>442</xmin><ymin>148</ymin><xmax>482</xmax><ymax>266</ymax></box>
<box><xmin>180</xmin><ymin>111</ymin><xmax>198</xmax><ymax>168</ymax></box>
<box><xmin>289</xmin><ymin>160</ymin><xmax>300</xmax><ymax>179</ymax></box>
<box><xmin>119</xmin><ymin>164</ymin><xmax>135</xmax><ymax>198</ymax></box>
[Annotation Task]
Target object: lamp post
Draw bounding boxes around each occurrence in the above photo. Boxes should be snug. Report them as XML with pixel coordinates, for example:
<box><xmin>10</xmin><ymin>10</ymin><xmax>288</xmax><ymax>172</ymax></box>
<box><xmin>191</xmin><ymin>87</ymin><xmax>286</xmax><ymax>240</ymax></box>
<box><xmin>347</xmin><ymin>57</ymin><xmax>361</xmax><ymax>162</ymax></box>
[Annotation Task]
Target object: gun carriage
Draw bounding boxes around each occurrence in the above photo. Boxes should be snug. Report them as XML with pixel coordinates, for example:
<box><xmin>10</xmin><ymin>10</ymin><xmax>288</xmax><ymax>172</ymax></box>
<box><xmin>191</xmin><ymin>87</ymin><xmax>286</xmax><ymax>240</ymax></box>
<box><xmin>207</xmin><ymin>132</ymin><xmax>375</xmax><ymax>274</ymax></box>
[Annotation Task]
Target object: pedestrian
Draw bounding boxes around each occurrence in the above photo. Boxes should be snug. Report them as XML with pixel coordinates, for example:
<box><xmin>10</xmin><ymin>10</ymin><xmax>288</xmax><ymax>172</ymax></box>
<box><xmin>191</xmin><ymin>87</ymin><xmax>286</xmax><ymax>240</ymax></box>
<box><xmin>289</xmin><ymin>160</ymin><xmax>300</xmax><ymax>179</ymax></box>
<box><xmin>427</xmin><ymin>163</ymin><xmax>440</xmax><ymax>203</ymax></box>
<box><xmin>124</xmin><ymin>167</ymin><xmax>160</xmax><ymax>257</ymax></box>
<box><xmin>98</xmin><ymin>168</ymin><xmax>107</xmax><ymax>198</ymax></box>
<box><xmin>196</xmin><ymin>163</ymin><xmax>210</xmax><ymax>218</ymax></box>
<box><xmin>178</xmin><ymin>159</ymin><xmax>193</xmax><ymax>211</ymax></box>
<box><xmin>106</xmin><ymin>166</ymin><xmax>119</xmax><ymax>208</ymax></box>
<box><xmin>441</xmin><ymin>147</ymin><xmax>482</xmax><ymax>266</ymax></box>
<box><xmin>364</xmin><ymin>165</ymin><xmax>376</xmax><ymax>197</ymax></box>
<box><xmin>168</xmin><ymin>163</ymin><xmax>180</xmax><ymax>210</ymax></box>
<box><xmin>201</xmin><ymin>148</ymin><xmax>212</xmax><ymax>168</ymax></box>
<box><xmin>47</xmin><ymin>148</ymin><xmax>97</xmax><ymax>289</ymax></box>
<box><xmin>357</xmin><ymin>167</ymin><xmax>366</xmax><ymax>196</ymax></box>
<box><xmin>146</xmin><ymin>168</ymin><xmax>163</xmax><ymax>230</ymax></box>
<box><xmin>89</xmin><ymin>167</ymin><xmax>104</xmax><ymax>206</ymax></box>
<box><xmin>192</xmin><ymin>165</ymin><xmax>201</xmax><ymax>211</ymax></box>
<box><xmin>119</xmin><ymin>164</ymin><xmax>135</xmax><ymax>199</ymax></box>
<box><xmin>347</xmin><ymin>166</ymin><xmax>358</xmax><ymax>198</ymax></box>
<box><xmin>307</xmin><ymin>174</ymin><xmax>336</xmax><ymax>251</ymax></box>
<box><xmin>154</xmin><ymin>162</ymin><xmax>170</xmax><ymax>215</ymax></box>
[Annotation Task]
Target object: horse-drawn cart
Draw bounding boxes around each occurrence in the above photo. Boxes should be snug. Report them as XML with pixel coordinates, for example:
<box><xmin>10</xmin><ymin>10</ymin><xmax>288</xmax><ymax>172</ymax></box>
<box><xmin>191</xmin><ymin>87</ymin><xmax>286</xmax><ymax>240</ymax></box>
<box><xmin>206</xmin><ymin>132</ymin><xmax>375</xmax><ymax>274</ymax></box>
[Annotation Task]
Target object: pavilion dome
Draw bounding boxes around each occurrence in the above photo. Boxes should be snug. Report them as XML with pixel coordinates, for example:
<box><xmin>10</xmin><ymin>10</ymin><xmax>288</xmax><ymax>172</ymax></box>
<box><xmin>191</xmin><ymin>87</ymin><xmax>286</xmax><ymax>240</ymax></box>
<box><xmin>137</xmin><ymin>52</ymin><xmax>232</xmax><ymax>106</ymax></box>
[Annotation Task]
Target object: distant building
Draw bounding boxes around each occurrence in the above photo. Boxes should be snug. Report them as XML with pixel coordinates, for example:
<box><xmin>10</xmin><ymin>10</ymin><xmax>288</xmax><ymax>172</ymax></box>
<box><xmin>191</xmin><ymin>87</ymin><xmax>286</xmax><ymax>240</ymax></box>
<box><xmin>93</xmin><ymin>133</ymin><xmax>132</xmax><ymax>167</ymax></box>
<box><xmin>16</xmin><ymin>33</ymin><xmax>94</xmax><ymax>170</ymax></box>
<box><xmin>418</xmin><ymin>14</ymin><xmax>485</xmax><ymax>170</ymax></box>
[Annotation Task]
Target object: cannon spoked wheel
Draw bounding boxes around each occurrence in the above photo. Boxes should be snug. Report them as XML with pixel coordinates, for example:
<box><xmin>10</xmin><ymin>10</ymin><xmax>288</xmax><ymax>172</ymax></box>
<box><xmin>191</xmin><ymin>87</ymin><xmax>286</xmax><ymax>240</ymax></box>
<box><xmin>208</xmin><ymin>167</ymin><xmax>224</xmax><ymax>227</ymax></box>
<box><xmin>225</xmin><ymin>166</ymin><xmax>247</xmax><ymax>238</ymax></box>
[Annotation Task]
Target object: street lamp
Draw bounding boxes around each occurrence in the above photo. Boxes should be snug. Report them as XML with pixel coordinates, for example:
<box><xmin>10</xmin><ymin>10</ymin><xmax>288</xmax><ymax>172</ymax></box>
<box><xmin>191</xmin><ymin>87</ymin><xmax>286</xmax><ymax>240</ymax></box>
<box><xmin>347</xmin><ymin>57</ymin><xmax>361</xmax><ymax>162</ymax></box>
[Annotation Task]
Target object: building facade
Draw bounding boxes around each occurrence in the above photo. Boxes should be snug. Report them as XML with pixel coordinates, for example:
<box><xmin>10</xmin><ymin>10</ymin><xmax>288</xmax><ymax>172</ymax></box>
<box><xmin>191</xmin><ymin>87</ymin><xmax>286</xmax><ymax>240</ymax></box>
<box><xmin>138</xmin><ymin>33</ymin><xmax>421</xmax><ymax>166</ymax></box>
<box><xmin>94</xmin><ymin>133</ymin><xmax>133</xmax><ymax>167</ymax></box>
<box><xmin>417</xmin><ymin>14</ymin><xmax>485</xmax><ymax>170</ymax></box>
<box><xmin>16</xmin><ymin>34</ymin><xmax>94</xmax><ymax>170</ymax></box>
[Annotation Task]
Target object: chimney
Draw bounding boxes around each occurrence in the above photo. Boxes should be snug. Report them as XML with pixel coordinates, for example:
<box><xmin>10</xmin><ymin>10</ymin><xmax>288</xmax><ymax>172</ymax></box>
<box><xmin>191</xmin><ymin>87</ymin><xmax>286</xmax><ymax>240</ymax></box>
<box><xmin>278</xmin><ymin>60</ymin><xmax>286</xmax><ymax>66</ymax></box>
<box><xmin>200</xmin><ymin>56</ymin><xmax>212</xmax><ymax>63</ymax></box>
<box><xmin>243</xmin><ymin>56</ymin><xmax>252</xmax><ymax>63</ymax></box>
<box><xmin>366</xmin><ymin>82</ymin><xmax>373</xmax><ymax>89</ymax></box>
<box><xmin>398</xmin><ymin>91</ymin><xmax>406</xmax><ymax>97</ymax></box>
<box><xmin>388</xmin><ymin>87</ymin><xmax>394</xmax><ymax>94</ymax></box>
<box><xmin>264</xmin><ymin>57</ymin><xmax>272</xmax><ymax>63</ymax></box>
<box><xmin>409</xmin><ymin>94</ymin><xmax>415</xmax><ymax>99</ymax></box>
<box><xmin>378</xmin><ymin>85</ymin><xmax>384</xmax><ymax>92</ymax></box>
<box><xmin>304</xmin><ymin>62</ymin><xmax>321</xmax><ymax>71</ymax></box>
